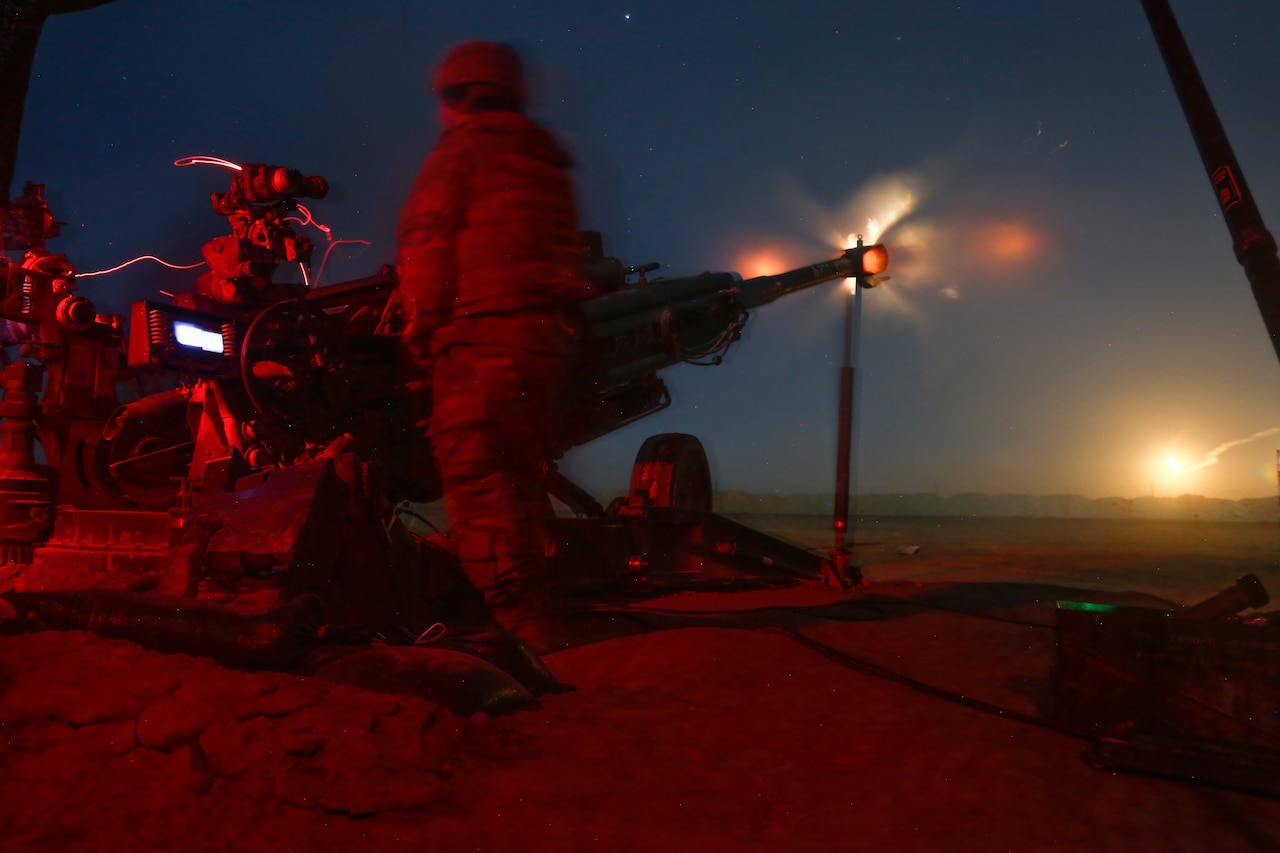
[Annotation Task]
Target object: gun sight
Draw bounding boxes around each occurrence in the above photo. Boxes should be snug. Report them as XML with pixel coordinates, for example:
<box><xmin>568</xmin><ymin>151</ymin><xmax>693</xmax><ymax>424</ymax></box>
<box><xmin>211</xmin><ymin>164</ymin><xmax>329</xmax><ymax>216</ymax></box>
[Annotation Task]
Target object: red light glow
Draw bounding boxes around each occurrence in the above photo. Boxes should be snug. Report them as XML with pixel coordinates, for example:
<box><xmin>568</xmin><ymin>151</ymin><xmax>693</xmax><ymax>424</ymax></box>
<box><xmin>287</xmin><ymin>204</ymin><xmax>333</xmax><ymax>242</ymax></box>
<box><xmin>76</xmin><ymin>255</ymin><xmax>206</xmax><ymax>278</ymax></box>
<box><xmin>313</xmin><ymin>238</ymin><xmax>373</xmax><ymax>286</ymax></box>
<box><xmin>861</xmin><ymin>244</ymin><xmax>889</xmax><ymax>275</ymax></box>
<box><xmin>983</xmin><ymin>222</ymin><xmax>1038</xmax><ymax>263</ymax></box>
<box><xmin>173</xmin><ymin>155</ymin><xmax>243</xmax><ymax>171</ymax></box>
<box><xmin>284</xmin><ymin>204</ymin><xmax>373</xmax><ymax>286</ymax></box>
<box><xmin>738</xmin><ymin>250</ymin><xmax>788</xmax><ymax>278</ymax></box>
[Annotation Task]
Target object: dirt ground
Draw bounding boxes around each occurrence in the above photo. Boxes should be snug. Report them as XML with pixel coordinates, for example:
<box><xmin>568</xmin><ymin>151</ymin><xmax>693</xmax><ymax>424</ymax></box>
<box><xmin>3</xmin><ymin>514</ymin><xmax>1280</xmax><ymax>852</ymax></box>
<box><xmin>763</xmin><ymin>513</ymin><xmax>1280</xmax><ymax>604</ymax></box>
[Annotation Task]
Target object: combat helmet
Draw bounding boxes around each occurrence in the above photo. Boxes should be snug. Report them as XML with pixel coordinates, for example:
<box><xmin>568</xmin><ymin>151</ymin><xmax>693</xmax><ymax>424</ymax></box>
<box><xmin>433</xmin><ymin>41</ymin><xmax>526</xmax><ymax>109</ymax></box>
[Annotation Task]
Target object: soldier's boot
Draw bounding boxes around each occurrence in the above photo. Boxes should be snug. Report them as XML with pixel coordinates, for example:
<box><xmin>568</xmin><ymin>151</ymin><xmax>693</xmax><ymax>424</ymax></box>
<box><xmin>412</xmin><ymin>534</ymin><xmax>568</xmax><ymax>692</ymax></box>
<box><xmin>425</xmin><ymin>563</ymin><xmax>570</xmax><ymax>693</ymax></box>
<box><xmin>457</xmin><ymin>534</ymin><xmax>571</xmax><ymax>653</ymax></box>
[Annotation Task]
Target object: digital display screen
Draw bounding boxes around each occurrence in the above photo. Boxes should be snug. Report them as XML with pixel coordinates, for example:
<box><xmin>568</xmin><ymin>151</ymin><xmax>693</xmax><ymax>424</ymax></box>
<box><xmin>127</xmin><ymin>300</ymin><xmax>234</xmax><ymax>372</ymax></box>
<box><xmin>173</xmin><ymin>320</ymin><xmax>225</xmax><ymax>354</ymax></box>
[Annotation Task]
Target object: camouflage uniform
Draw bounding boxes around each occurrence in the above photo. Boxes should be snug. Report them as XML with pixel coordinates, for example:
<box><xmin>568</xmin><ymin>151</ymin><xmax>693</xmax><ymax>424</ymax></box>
<box><xmin>395</xmin><ymin>107</ymin><xmax>590</xmax><ymax>600</ymax></box>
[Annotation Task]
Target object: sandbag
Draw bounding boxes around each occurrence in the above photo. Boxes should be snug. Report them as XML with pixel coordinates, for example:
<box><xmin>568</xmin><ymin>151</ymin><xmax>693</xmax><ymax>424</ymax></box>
<box><xmin>294</xmin><ymin>643</ymin><xmax>536</xmax><ymax>717</ymax></box>
<box><xmin>4</xmin><ymin>588</ymin><xmax>323</xmax><ymax>671</ymax></box>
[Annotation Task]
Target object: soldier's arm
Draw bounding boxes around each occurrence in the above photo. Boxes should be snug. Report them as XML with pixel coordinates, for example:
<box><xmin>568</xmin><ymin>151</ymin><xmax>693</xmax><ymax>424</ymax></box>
<box><xmin>395</xmin><ymin>144</ymin><xmax>471</xmax><ymax>350</ymax></box>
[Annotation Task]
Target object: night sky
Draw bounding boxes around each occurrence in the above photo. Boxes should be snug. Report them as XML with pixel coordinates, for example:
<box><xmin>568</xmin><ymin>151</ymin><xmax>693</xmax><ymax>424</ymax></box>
<box><xmin>15</xmin><ymin>0</ymin><xmax>1280</xmax><ymax>500</ymax></box>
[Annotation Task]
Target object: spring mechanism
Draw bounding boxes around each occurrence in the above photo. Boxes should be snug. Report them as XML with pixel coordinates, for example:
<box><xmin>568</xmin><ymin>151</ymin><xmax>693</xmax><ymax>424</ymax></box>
<box><xmin>221</xmin><ymin>323</ymin><xmax>236</xmax><ymax>358</ymax></box>
<box><xmin>147</xmin><ymin>308</ymin><xmax>169</xmax><ymax>347</ymax></box>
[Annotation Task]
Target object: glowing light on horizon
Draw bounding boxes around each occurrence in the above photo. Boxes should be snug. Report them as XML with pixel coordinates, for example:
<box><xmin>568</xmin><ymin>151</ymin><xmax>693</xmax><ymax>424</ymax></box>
<box><xmin>1165</xmin><ymin>457</ymin><xmax>1181</xmax><ymax>474</ymax></box>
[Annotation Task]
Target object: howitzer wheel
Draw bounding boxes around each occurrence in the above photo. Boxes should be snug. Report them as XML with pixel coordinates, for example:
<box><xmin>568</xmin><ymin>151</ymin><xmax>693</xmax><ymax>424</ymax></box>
<box><xmin>628</xmin><ymin>433</ymin><xmax>713</xmax><ymax>512</ymax></box>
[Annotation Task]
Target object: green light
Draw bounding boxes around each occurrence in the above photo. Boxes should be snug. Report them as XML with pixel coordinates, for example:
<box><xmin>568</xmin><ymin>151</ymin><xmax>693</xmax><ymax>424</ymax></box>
<box><xmin>1056</xmin><ymin>601</ymin><xmax>1122</xmax><ymax>613</ymax></box>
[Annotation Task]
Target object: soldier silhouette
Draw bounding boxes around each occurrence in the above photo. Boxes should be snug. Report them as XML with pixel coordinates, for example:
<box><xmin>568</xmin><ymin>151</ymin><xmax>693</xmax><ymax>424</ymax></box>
<box><xmin>395</xmin><ymin>41</ymin><xmax>594</xmax><ymax>643</ymax></box>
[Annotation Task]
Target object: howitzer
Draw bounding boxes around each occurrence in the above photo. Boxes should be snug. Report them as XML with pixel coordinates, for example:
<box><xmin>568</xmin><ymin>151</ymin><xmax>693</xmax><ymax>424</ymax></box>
<box><xmin>561</xmin><ymin>243</ymin><xmax>888</xmax><ymax>454</ymax></box>
<box><xmin>118</xmin><ymin>238</ymin><xmax>888</xmax><ymax>521</ymax></box>
<box><xmin>0</xmin><ymin>164</ymin><xmax>886</xmax><ymax>597</ymax></box>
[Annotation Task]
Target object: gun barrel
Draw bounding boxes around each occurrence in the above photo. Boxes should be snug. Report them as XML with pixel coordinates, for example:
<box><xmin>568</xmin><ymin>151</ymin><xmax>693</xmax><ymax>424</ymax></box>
<box><xmin>580</xmin><ymin>271</ymin><xmax>741</xmax><ymax>324</ymax></box>
<box><xmin>575</xmin><ymin>252</ymin><xmax>866</xmax><ymax>393</ymax></box>
<box><xmin>305</xmin><ymin>267</ymin><xmax>397</xmax><ymax>310</ymax></box>
<box><xmin>580</xmin><ymin>254</ymin><xmax>860</xmax><ymax>325</ymax></box>
<box><xmin>736</xmin><ymin>255</ymin><xmax>860</xmax><ymax>309</ymax></box>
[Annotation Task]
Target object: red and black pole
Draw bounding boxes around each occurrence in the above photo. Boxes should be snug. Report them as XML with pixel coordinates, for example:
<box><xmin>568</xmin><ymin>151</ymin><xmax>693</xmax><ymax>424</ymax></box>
<box><xmin>1140</xmin><ymin>0</ymin><xmax>1280</xmax><ymax>368</ymax></box>
<box><xmin>830</xmin><ymin>239</ymin><xmax>866</xmax><ymax>589</ymax></box>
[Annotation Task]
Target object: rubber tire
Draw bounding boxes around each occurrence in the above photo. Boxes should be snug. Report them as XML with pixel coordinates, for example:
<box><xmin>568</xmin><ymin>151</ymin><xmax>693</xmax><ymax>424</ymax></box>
<box><xmin>628</xmin><ymin>433</ymin><xmax>713</xmax><ymax>512</ymax></box>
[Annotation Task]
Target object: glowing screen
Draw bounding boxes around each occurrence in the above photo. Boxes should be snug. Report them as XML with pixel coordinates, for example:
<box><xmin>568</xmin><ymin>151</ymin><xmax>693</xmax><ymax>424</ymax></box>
<box><xmin>173</xmin><ymin>321</ymin><xmax>224</xmax><ymax>354</ymax></box>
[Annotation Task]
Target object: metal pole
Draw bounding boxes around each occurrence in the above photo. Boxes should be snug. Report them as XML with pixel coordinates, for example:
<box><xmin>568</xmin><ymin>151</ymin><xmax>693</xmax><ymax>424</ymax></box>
<box><xmin>831</xmin><ymin>241</ymin><xmax>865</xmax><ymax>588</ymax></box>
<box><xmin>1140</xmin><ymin>0</ymin><xmax>1280</xmax><ymax>367</ymax></box>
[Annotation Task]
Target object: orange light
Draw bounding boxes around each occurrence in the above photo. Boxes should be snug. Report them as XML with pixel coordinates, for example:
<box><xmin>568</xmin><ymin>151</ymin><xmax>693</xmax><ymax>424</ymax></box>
<box><xmin>984</xmin><ymin>223</ymin><xmax>1037</xmax><ymax>263</ymax></box>
<box><xmin>739</xmin><ymin>250</ymin><xmax>787</xmax><ymax>278</ymax></box>
<box><xmin>861</xmin><ymin>244</ymin><xmax>889</xmax><ymax>275</ymax></box>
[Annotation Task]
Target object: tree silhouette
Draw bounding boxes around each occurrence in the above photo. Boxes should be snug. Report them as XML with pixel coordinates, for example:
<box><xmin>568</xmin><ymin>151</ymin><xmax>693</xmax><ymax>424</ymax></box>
<box><xmin>1</xmin><ymin>0</ymin><xmax>119</xmax><ymax>201</ymax></box>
